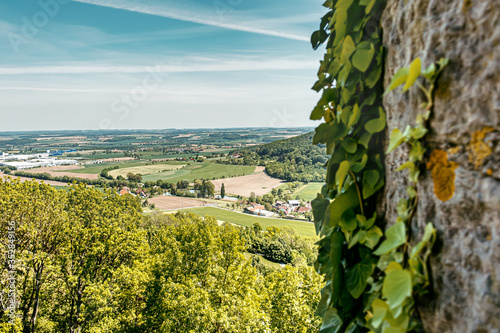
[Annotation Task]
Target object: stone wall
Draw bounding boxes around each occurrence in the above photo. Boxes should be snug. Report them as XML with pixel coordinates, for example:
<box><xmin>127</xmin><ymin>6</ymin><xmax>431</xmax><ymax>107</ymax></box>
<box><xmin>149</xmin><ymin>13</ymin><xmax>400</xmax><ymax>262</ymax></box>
<box><xmin>380</xmin><ymin>0</ymin><xmax>499</xmax><ymax>332</ymax></box>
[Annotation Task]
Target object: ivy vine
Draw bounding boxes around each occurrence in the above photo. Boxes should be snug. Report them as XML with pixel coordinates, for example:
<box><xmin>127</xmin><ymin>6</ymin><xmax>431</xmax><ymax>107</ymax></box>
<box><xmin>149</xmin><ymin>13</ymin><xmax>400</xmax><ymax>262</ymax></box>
<box><xmin>310</xmin><ymin>1</ymin><xmax>447</xmax><ymax>332</ymax></box>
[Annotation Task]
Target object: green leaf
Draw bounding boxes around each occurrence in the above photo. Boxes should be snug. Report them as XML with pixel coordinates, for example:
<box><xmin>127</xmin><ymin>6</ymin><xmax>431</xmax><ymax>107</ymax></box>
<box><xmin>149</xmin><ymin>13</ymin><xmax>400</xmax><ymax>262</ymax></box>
<box><xmin>328</xmin><ymin>59</ymin><xmax>343</xmax><ymax>77</ymax></box>
<box><xmin>371</xmin><ymin>298</ymin><xmax>389</xmax><ymax>328</ymax></box>
<box><xmin>364</xmin><ymin>226</ymin><xmax>383</xmax><ymax>249</ymax></box>
<box><xmin>374</xmin><ymin>222</ymin><xmax>406</xmax><ymax>255</ymax></box>
<box><xmin>362</xmin><ymin>169</ymin><xmax>384</xmax><ymax>199</ymax></box>
<box><xmin>312</xmin><ymin>195</ymin><xmax>331</xmax><ymax>236</ymax></box>
<box><xmin>346</xmin><ymin>258</ymin><xmax>375</xmax><ymax>299</ymax></box>
<box><xmin>410</xmin><ymin>222</ymin><xmax>436</xmax><ymax>260</ymax></box>
<box><xmin>320</xmin><ymin>308</ymin><xmax>343</xmax><ymax>333</ymax></box>
<box><xmin>340</xmin><ymin>209</ymin><xmax>357</xmax><ymax>232</ymax></box>
<box><xmin>312</xmin><ymin>29</ymin><xmax>329</xmax><ymax>50</ymax></box>
<box><xmin>364</xmin><ymin>0</ymin><xmax>377</xmax><ymax>13</ymax></box>
<box><xmin>336</xmin><ymin>161</ymin><xmax>350</xmax><ymax>193</ymax></box>
<box><xmin>358</xmin><ymin>132</ymin><xmax>372</xmax><ymax>149</ymax></box>
<box><xmin>386</xmin><ymin>128</ymin><xmax>405</xmax><ymax>153</ymax></box>
<box><xmin>342</xmin><ymin>137</ymin><xmax>358</xmax><ymax>154</ymax></box>
<box><xmin>364</xmin><ymin>107</ymin><xmax>386</xmax><ymax>134</ymax></box>
<box><xmin>352</xmin><ymin>44</ymin><xmax>375</xmax><ymax>72</ymax></box>
<box><xmin>410</xmin><ymin>125</ymin><xmax>427</xmax><ymax>140</ymax></box>
<box><xmin>363</xmin><ymin>169</ymin><xmax>379</xmax><ymax>188</ymax></box>
<box><xmin>347</xmin><ymin>103</ymin><xmax>360</xmax><ymax>128</ymax></box>
<box><xmin>350</xmin><ymin>154</ymin><xmax>368</xmax><ymax>173</ymax></box>
<box><xmin>384</xmin><ymin>67</ymin><xmax>409</xmax><ymax>94</ymax></box>
<box><xmin>335</xmin><ymin>0</ymin><xmax>354</xmax><ymax>10</ymax></box>
<box><xmin>382</xmin><ymin>268</ymin><xmax>412</xmax><ymax>311</ymax></box>
<box><xmin>396</xmin><ymin>161</ymin><xmax>415</xmax><ymax>172</ymax></box>
<box><xmin>341</xmin><ymin>35</ymin><xmax>356</xmax><ymax>63</ymax></box>
<box><xmin>329</xmin><ymin>186</ymin><xmax>359</xmax><ymax>227</ymax></box>
<box><xmin>403</xmin><ymin>58</ymin><xmax>421</xmax><ymax>92</ymax></box>
<box><xmin>365</xmin><ymin>66</ymin><xmax>382</xmax><ymax>88</ymax></box>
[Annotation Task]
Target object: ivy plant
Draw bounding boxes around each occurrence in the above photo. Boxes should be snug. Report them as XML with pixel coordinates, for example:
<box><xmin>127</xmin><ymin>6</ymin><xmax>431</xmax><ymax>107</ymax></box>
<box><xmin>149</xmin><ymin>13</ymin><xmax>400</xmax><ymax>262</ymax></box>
<box><xmin>310</xmin><ymin>1</ymin><xmax>445</xmax><ymax>332</ymax></box>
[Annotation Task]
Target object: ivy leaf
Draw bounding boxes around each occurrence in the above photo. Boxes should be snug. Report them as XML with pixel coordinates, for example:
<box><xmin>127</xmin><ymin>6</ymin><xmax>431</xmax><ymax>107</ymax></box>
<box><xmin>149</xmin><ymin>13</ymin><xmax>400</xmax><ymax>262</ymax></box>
<box><xmin>382</xmin><ymin>268</ymin><xmax>412</xmax><ymax>312</ymax></box>
<box><xmin>386</xmin><ymin>128</ymin><xmax>405</xmax><ymax>153</ymax></box>
<box><xmin>312</xmin><ymin>195</ymin><xmax>331</xmax><ymax>236</ymax></box>
<box><xmin>340</xmin><ymin>209</ymin><xmax>357</xmax><ymax>232</ymax></box>
<box><xmin>350</xmin><ymin>154</ymin><xmax>368</xmax><ymax>173</ymax></box>
<box><xmin>371</xmin><ymin>299</ymin><xmax>389</xmax><ymax>328</ymax></box>
<box><xmin>365</xmin><ymin>66</ymin><xmax>382</xmax><ymax>88</ymax></box>
<box><xmin>352</xmin><ymin>44</ymin><xmax>375</xmax><ymax>72</ymax></box>
<box><xmin>312</xmin><ymin>29</ymin><xmax>329</xmax><ymax>50</ymax></box>
<box><xmin>384</xmin><ymin>67</ymin><xmax>409</xmax><ymax>94</ymax></box>
<box><xmin>320</xmin><ymin>308</ymin><xmax>343</xmax><ymax>333</ymax></box>
<box><xmin>329</xmin><ymin>186</ymin><xmax>359</xmax><ymax>227</ymax></box>
<box><xmin>341</xmin><ymin>35</ymin><xmax>356</xmax><ymax>63</ymax></box>
<box><xmin>347</xmin><ymin>103</ymin><xmax>360</xmax><ymax>128</ymax></box>
<box><xmin>336</xmin><ymin>161</ymin><xmax>350</xmax><ymax>193</ymax></box>
<box><xmin>403</xmin><ymin>58</ymin><xmax>421</xmax><ymax>92</ymax></box>
<box><xmin>364</xmin><ymin>0</ymin><xmax>377</xmax><ymax>13</ymax></box>
<box><xmin>410</xmin><ymin>222</ymin><xmax>436</xmax><ymax>260</ymax></box>
<box><xmin>364</xmin><ymin>226</ymin><xmax>383</xmax><ymax>249</ymax></box>
<box><xmin>410</xmin><ymin>125</ymin><xmax>427</xmax><ymax>140</ymax></box>
<box><xmin>364</xmin><ymin>107</ymin><xmax>386</xmax><ymax>134</ymax></box>
<box><xmin>374</xmin><ymin>222</ymin><xmax>406</xmax><ymax>255</ymax></box>
<box><xmin>336</xmin><ymin>0</ymin><xmax>354</xmax><ymax>10</ymax></box>
<box><xmin>342</xmin><ymin>137</ymin><xmax>358</xmax><ymax>154</ymax></box>
<box><xmin>346</xmin><ymin>258</ymin><xmax>375</xmax><ymax>299</ymax></box>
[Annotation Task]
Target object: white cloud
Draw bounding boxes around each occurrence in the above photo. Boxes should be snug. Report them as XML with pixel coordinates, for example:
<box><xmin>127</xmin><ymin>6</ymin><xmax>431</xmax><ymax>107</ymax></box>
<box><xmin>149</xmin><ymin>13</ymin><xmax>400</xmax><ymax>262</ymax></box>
<box><xmin>0</xmin><ymin>56</ymin><xmax>317</xmax><ymax>75</ymax></box>
<box><xmin>72</xmin><ymin>0</ymin><xmax>310</xmax><ymax>42</ymax></box>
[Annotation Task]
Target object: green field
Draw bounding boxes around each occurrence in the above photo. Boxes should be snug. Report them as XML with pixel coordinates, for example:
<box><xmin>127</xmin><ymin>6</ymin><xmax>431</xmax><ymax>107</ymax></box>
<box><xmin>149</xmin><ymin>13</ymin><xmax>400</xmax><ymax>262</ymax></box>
<box><xmin>55</xmin><ymin>161</ymin><xmax>147</xmax><ymax>174</ymax></box>
<box><xmin>244</xmin><ymin>253</ymin><xmax>282</xmax><ymax>269</ymax></box>
<box><xmin>179</xmin><ymin>207</ymin><xmax>316</xmax><ymax>238</ymax></box>
<box><xmin>142</xmin><ymin>163</ymin><xmax>256</xmax><ymax>183</ymax></box>
<box><xmin>292</xmin><ymin>182</ymin><xmax>324</xmax><ymax>201</ymax></box>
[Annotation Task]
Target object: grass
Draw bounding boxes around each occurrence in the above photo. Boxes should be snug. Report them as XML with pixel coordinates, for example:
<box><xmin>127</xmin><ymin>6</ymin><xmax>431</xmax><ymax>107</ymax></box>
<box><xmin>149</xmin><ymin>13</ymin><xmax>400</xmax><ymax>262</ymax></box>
<box><xmin>292</xmin><ymin>182</ymin><xmax>323</xmax><ymax>202</ymax></box>
<box><xmin>56</xmin><ymin>161</ymin><xmax>147</xmax><ymax>174</ymax></box>
<box><xmin>109</xmin><ymin>162</ymin><xmax>186</xmax><ymax>178</ymax></box>
<box><xmin>244</xmin><ymin>253</ymin><xmax>282</xmax><ymax>269</ymax></box>
<box><xmin>179</xmin><ymin>207</ymin><xmax>316</xmax><ymax>238</ymax></box>
<box><xmin>143</xmin><ymin>163</ymin><xmax>256</xmax><ymax>183</ymax></box>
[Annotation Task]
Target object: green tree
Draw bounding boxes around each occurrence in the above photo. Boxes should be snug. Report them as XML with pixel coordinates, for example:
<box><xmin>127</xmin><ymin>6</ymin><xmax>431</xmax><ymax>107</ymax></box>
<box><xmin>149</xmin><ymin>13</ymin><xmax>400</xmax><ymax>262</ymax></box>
<box><xmin>220</xmin><ymin>183</ymin><xmax>226</xmax><ymax>199</ymax></box>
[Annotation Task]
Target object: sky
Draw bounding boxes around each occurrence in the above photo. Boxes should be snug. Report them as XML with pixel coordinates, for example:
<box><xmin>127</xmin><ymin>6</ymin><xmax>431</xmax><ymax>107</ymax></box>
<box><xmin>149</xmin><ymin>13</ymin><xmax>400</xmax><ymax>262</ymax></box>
<box><xmin>0</xmin><ymin>0</ymin><xmax>326</xmax><ymax>131</ymax></box>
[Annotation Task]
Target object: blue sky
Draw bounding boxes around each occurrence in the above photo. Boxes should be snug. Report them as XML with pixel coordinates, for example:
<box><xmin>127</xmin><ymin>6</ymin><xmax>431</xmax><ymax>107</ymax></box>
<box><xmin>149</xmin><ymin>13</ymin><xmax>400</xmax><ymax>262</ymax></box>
<box><xmin>0</xmin><ymin>0</ymin><xmax>325</xmax><ymax>131</ymax></box>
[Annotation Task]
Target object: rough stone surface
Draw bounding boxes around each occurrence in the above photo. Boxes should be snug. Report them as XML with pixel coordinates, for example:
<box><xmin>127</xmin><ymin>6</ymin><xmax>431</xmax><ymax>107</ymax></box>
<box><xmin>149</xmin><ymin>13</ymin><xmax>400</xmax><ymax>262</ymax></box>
<box><xmin>380</xmin><ymin>0</ymin><xmax>500</xmax><ymax>332</ymax></box>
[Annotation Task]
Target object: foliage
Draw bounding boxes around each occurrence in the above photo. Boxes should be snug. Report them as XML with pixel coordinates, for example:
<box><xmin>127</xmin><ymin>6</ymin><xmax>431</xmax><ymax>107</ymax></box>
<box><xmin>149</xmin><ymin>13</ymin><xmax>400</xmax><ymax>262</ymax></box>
<box><xmin>240</xmin><ymin>224</ymin><xmax>318</xmax><ymax>266</ymax></box>
<box><xmin>309</xmin><ymin>1</ymin><xmax>444</xmax><ymax>331</ymax></box>
<box><xmin>0</xmin><ymin>179</ymin><xmax>324</xmax><ymax>332</ymax></box>
<box><xmin>219</xmin><ymin>133</ymin><xmax>328</xmax><ymax>182</ymax></box>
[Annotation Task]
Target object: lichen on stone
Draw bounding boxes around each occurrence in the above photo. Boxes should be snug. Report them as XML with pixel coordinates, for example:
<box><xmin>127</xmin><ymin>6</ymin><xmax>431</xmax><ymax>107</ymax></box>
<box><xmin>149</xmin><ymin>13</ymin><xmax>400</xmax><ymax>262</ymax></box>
<box><xmin>426</xmin><ymin>149</ymin><xmax>459</xmax><ymax>202</ymax></box>
<box><xmin>468</xmin><ymin>127</ymin><xmax>494</xmax><ymax>170</ymax></box>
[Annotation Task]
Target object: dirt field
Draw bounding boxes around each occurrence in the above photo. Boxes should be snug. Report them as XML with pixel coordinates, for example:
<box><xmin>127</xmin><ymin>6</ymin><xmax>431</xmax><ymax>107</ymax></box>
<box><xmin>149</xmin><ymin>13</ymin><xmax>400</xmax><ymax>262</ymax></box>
<box><xmin>212</xmin><ymin>171</ymin><xmax>285</xmax><ymax>197</ymax></box>
<box><xmin>148</xmin><ymin>196</ymin><xmax>209</xmax><ymax>210</ymax></box>
<box><xmin>27</xmin><ymin>165</ymin><xmax>99</xmax><ymax>180</ymax></box>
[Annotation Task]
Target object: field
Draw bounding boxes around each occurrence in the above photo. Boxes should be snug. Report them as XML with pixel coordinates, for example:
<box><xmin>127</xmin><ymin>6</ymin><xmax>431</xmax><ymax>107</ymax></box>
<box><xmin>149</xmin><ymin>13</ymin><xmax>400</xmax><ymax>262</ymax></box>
<box><xmin>212</xmin><ymin>169</ymin><xmax>284</xmax><ymax>197</ymax></box>
<box><xmin>292</xmin><ymin>182</ymin><xmax>324</xmax><ymax>202</ymax></box>
<box><xmin>27</xmin><ymin>165</ymin><xmax>99</xmax><ymax>180</ymax></box>
<box><xmin>109</xmin><ymin>163</ymin><xmax>186</xmax><ymax>178</ymax></box>
<box><xmin>141</xmin><ymin>163</ymin><xmax>257</xmax><ymax>183</ymax></box>
<box><xmin>179</xmin><ymin>207</ymin><xmax>316</xmax><ymax>238</ymax></box>
<box><xmin>148</xmin><ymin>195</ymin><xmax>209</xmax><ymax>210</ymax></box>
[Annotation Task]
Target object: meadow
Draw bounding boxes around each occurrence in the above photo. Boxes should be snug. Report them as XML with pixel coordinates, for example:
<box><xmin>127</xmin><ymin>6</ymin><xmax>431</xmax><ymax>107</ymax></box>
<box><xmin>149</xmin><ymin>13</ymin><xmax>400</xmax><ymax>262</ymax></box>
<box><xmin>179</xmin><ymin>206</ymin><xmax>316</xmax><ymax>238</ymax></box>
<box><xmin>109</xmin><ymin>163</ymin><xmax>186</xmax><ymax>178</ymax></box>
<box><xmin>142</xmin><ymin>163</ymin><xmax>257</xmax><ymax>183</ymax></box>
<box><xmin>291</xmin><ymin>182</ymin><xmax>324</xmax><ymax>201</ymax></box>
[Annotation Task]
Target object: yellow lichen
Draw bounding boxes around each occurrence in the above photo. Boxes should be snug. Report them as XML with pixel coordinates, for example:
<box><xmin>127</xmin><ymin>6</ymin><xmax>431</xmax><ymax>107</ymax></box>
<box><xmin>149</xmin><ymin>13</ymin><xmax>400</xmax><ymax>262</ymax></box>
<box><xmin>468</xmin><ymin>127</ymin><xmax>494</xmax><ymax>169</ymax></box>
<box><xmin>447</xmin><ymin>146</ymin><xmax>461</xmax><ymax>155</ymax></box>
<box><xmin>427</xmin><ymin>149</ymin><xmax>459</xmax><ymax>202</ymax></box>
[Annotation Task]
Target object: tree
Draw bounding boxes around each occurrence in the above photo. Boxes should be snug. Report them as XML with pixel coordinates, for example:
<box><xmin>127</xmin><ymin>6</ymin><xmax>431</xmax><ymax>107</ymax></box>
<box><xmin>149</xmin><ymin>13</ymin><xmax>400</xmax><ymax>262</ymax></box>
<box><xmin>220</xmin><ymin>183</ymin><xmax>226</xmax><ymax>198</ymax></box>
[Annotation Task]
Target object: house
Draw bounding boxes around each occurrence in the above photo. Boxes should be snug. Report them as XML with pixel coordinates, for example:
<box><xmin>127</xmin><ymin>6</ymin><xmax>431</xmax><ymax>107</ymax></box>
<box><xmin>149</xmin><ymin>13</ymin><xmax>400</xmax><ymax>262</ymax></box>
<box><xmin>119</xmin><ymin>188</ymin><xmax>129</xmax><ymax>196</ymax></box>
<box><xmin>288</xmin><ymin>200</ymin><xmax>301</xmax><ymax>207</ymax></box>
<box><xmin>297</xmin><ymin>206</ymin><xmax>311</xmax><ymax>213</ymax></box>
